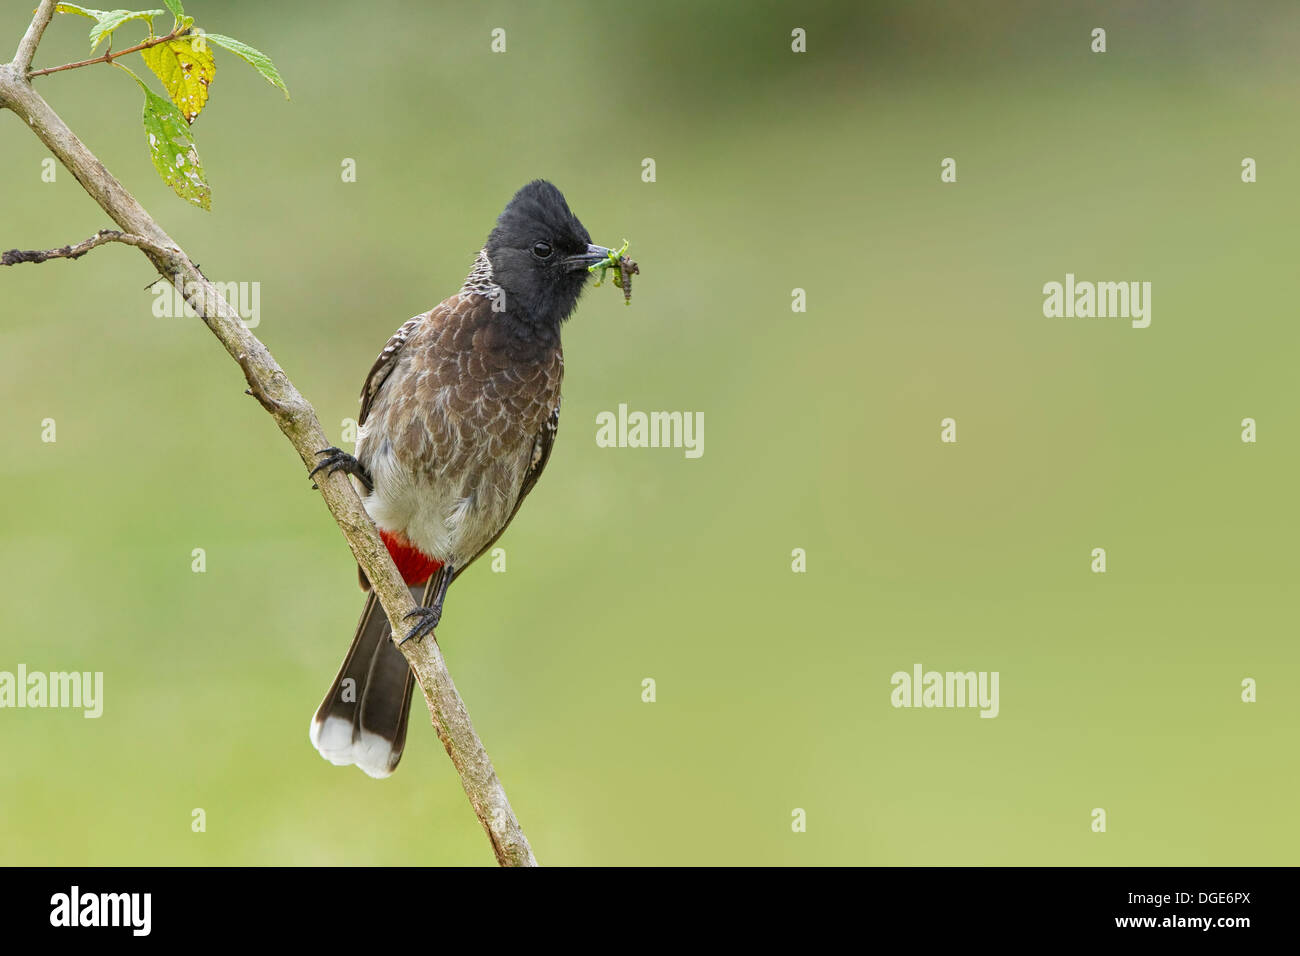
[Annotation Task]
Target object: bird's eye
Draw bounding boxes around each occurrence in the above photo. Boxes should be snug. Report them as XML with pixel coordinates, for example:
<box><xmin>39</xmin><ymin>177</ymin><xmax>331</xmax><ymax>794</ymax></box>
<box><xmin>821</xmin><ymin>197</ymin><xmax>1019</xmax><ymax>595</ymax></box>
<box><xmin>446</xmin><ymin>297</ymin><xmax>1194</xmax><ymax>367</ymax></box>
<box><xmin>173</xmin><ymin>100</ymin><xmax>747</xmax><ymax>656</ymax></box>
<box><xmin>532</xmin><ymin>240</ymin><xmax>553</xmax><ymax>260</ymax></box>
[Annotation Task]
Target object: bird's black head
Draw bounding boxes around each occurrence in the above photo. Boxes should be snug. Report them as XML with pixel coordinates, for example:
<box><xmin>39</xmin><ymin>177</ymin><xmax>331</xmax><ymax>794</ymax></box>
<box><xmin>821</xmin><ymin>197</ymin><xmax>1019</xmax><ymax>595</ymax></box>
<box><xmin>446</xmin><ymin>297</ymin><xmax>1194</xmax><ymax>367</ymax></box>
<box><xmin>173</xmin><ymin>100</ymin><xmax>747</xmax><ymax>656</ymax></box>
<box><xmin>484</xmin><ymin>180</ymin><xmax>611</xmax><ymax>330</ymax></box>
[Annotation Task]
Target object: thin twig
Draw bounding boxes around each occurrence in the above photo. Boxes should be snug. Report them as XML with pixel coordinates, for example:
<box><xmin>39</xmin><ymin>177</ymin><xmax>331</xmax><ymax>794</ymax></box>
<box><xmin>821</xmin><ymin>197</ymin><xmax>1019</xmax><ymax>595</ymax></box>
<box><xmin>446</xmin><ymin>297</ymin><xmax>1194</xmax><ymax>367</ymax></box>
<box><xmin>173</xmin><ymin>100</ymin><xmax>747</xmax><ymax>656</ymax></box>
<box><xmin>28</xmin><ymin>25</ymin><xmax>185</xmax><ymax>79</ymax></box>
<box><xmin>1</xmin><ymin>228</ymin><xmax>175</xmax><ymax>266</ymax></box>
<box><xmin>0</xmin><ymin>0</ymin><xmax>536</xmax><ymax>867</ymax></box>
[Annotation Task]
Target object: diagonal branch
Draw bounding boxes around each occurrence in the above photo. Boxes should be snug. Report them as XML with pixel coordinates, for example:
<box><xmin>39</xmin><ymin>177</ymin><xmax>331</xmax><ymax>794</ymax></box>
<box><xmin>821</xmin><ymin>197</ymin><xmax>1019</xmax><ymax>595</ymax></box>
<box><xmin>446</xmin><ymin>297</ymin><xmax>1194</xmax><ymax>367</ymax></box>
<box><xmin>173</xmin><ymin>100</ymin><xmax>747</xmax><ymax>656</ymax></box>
<box><xmin>0</xmin><ymin>3</ymin><xmax>536</xmax><ymax>868</ymax></box>
<box><xmin>12</xmin><ymin>0</ymin><xmax>56</xmax><ymax>73</ymax></box>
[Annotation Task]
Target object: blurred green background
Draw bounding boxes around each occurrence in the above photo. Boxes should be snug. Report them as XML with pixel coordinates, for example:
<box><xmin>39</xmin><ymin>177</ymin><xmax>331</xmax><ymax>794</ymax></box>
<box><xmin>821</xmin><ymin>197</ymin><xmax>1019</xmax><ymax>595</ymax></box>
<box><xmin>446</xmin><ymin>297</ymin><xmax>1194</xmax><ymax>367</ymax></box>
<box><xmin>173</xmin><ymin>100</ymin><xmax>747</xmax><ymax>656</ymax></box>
<box><xmin>2</xmin><ymin>0</ymin><xmax>1297</xmax><ymax>865</ymax></box>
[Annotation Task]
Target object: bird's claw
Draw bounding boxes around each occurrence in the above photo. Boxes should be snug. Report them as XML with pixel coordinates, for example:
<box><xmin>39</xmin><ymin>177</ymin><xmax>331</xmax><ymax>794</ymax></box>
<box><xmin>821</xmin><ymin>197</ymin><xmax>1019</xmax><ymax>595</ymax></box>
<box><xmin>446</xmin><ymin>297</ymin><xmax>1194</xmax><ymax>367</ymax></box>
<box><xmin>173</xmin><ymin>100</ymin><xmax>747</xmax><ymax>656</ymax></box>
<box><xmin>309</xmin><ymin>446</ymin><xmax>373</xmax><ymax>493</ymax></box>
<box><xmin>400</xmin><ymin>606</ymin><xmax>441</xmax><ymax>645</ymax></box>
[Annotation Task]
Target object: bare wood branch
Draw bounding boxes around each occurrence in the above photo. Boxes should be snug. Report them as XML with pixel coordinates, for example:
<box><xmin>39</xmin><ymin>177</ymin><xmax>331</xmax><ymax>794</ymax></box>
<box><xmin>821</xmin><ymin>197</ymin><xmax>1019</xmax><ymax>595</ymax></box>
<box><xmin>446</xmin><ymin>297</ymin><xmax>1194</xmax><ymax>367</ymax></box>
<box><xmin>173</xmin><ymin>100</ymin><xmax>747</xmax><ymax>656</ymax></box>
<box><xmin>12</xmin><ymin>0</ymin><xmax>56</xmax><ymax>73</ymax></box>
<box><xmin>1</xmin><ymin>228</ymin><xmax>176</xmax><ymax>266</ymax></box>
<box><xmin>0</xmin><ymin>28</ymin><xmax>536</xmax><ymax>867</ymax></box>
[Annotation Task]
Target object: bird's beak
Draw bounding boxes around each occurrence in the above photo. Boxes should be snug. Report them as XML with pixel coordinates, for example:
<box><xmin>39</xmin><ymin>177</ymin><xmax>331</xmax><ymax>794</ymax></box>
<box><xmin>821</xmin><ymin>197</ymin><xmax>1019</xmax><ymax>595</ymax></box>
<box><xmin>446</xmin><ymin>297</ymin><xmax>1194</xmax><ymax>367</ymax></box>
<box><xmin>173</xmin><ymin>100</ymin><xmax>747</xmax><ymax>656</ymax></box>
<box><xmin>564</xmin><ymin>243</ymin><xmax>613</xmax><ymax>273</ymax></box>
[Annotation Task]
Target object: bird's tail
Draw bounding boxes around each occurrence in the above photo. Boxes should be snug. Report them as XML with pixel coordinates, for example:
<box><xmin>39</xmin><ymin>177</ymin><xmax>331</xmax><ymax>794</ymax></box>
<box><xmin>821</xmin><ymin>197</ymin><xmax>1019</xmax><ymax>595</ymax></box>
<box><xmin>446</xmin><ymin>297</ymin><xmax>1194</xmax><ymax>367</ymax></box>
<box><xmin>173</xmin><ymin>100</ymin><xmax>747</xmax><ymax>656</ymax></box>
<box><xmin>309</xmin><ymin>571</ymin><xmax>445</xmax><ymax>777</ymax></box>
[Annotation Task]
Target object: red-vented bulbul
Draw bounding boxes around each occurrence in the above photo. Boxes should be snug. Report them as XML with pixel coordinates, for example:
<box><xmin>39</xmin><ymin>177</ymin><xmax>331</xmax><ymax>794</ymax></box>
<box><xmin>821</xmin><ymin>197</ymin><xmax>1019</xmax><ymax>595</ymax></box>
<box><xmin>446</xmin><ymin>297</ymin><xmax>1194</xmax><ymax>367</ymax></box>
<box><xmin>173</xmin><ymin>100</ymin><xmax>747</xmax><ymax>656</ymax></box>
<box><xmin>309</xmin><ymin>180</ymin><xmax>616</xmax><ymax>777</ymax></box>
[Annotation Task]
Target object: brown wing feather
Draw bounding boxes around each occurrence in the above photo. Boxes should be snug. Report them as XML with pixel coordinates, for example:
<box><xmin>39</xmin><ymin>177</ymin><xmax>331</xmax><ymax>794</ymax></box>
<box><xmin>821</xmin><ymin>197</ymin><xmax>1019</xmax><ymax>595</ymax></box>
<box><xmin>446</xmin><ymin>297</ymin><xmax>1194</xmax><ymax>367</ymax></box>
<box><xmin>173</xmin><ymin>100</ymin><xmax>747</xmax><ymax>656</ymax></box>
<box><xmin>354</xmin><ymin>311</ymin><xmax>429</xmax><ymax>590</ymax></box>
<box><xmin>358</xmin><ymin>313</ymin><xmax>426</xmax><ymax>426</ymax></box>
<box><xmin>455</xmin><ymin>399</ymin><xmax>560</xmax><ymax>580</ymax></box>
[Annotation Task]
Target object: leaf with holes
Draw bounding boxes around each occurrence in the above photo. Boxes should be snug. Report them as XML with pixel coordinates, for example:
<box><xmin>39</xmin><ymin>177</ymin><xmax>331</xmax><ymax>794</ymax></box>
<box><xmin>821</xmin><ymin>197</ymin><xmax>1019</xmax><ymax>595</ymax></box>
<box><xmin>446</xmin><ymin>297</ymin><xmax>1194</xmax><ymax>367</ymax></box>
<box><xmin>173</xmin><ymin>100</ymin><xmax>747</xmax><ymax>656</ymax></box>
<box><xmin>203</xmin><ymin>33</ymin><xmax>289</xmax><ymax>98</ymax></box>
<box><xmin>140</xmin><ymin>36</ymin><xmax>215</xmax><ymax>123</ymax></box>
<box><xmin>132</xmin><ymin>74</ymin><xmax>210</xmax><ymax>209</ymax></box>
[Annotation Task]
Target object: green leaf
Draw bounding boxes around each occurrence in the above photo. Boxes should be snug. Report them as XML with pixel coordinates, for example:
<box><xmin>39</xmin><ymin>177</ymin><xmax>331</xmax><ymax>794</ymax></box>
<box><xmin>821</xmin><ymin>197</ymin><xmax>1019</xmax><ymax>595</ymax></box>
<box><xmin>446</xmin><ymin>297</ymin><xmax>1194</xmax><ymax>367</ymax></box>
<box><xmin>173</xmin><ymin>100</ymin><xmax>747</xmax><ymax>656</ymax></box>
<box><xmin>203</xmin><ymin>33</ymin><xmax>289</xmax><ymax>98</ymax></box>
<box><xmin>162</xmin><ymin>0</ymin><xmax>183</xmax><ymax>21</ymax></box>
<box><xmin>54</xmin><ymin>4</ymin><xmax>106</xmax><ymax>18</ymax></box>
<box><xmin>122</xmin><ymin>67</ymin><xmax>210</xmax><ymax>209</ymax></box>
<box><xmin>55</xmin><ymin>6</ymin><xmax>165</xmax><ymax>51</ymax></box>
<box><xmin>89</xmin><ymin>9</ymin><xmax>165</xmax><ymax>51</ymax></box>
<box><xmin>140</xmin><ymin>36</ymin><xmax>215</xmax><ymax>123</ymax></box>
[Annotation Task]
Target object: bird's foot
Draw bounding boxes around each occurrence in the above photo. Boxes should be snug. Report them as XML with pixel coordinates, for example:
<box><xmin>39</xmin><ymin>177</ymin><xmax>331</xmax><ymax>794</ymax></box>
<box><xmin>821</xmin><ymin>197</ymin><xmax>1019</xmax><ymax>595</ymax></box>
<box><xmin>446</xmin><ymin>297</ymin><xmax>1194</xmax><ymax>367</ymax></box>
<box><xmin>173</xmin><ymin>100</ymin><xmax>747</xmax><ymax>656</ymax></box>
<box><xmin>400</xmin><ymin>606</ymin><xmax>441</xmax><ymax>645</ymax></box>
<box><xmin>310</xmin><ymin>446</ymin><xmax>373</xmax><ymax>493</ymax></box>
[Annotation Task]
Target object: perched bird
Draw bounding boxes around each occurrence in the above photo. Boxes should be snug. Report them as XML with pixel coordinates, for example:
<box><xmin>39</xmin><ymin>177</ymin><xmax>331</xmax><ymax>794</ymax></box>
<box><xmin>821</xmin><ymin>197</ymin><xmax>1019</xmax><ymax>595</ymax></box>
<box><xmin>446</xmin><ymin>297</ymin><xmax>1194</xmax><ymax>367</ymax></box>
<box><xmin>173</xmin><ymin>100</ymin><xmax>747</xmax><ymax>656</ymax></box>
<box><xmin>309</xmin><ymin>180</ymin><xmax>617</xmax><ymax>777</ymax></box>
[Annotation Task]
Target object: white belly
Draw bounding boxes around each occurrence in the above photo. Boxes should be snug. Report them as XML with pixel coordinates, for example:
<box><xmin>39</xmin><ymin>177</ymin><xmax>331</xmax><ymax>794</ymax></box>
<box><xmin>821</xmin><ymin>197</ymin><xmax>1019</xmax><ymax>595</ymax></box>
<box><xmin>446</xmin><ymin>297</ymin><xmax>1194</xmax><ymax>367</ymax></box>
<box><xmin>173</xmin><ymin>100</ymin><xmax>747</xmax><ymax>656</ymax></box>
<box><xmin>357</xmin><ymin>430</ymin><xmax>530</xmax><ymax>566</ymax></box>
